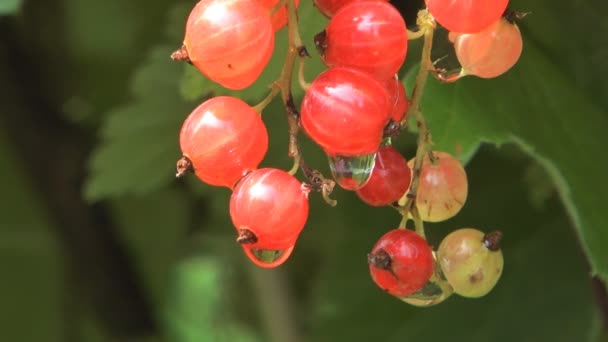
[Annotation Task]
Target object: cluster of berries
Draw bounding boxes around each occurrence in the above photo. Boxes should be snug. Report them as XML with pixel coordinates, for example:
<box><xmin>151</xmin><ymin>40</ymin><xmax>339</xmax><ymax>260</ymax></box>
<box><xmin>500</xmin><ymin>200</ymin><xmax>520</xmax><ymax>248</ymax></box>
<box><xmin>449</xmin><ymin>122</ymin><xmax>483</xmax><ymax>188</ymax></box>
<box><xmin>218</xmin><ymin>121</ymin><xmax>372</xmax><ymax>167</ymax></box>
<box><xmin>171</xmin><ymin>0</ymin><xmax>521</xmax><ymax>304</ymax></box>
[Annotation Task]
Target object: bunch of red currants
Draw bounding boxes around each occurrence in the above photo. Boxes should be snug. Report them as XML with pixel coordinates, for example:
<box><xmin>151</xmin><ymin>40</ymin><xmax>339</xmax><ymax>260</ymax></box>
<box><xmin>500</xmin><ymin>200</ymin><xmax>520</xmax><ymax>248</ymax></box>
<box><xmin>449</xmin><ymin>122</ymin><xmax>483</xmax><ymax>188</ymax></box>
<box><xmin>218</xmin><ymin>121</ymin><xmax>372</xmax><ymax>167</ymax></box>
<box><xmin>172</xmin><ymin>0</ymin><xmax>523</xmax><ymax>305</ymax></box>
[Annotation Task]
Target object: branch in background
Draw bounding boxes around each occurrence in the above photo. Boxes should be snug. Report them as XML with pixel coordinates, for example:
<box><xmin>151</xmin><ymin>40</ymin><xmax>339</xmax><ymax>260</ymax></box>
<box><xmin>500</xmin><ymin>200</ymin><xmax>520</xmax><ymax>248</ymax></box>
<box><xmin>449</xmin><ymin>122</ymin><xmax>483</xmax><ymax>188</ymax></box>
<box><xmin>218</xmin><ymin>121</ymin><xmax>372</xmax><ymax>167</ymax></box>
<box><xmin>0</xmin><ymin>18</ymin><xmax>157</xmax><ymax>339</ymax></box>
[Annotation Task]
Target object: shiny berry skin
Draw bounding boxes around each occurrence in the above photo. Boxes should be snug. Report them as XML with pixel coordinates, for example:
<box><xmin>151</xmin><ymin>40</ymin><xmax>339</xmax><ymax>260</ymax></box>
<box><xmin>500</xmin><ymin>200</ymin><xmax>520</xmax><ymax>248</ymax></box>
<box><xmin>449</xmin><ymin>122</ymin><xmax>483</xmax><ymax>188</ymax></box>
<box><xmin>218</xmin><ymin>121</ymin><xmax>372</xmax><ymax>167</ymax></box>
<box><xmin>257</xmin><ymin>0</ymin><xmax>301</xmax><ymax>31</ymax></box>
<box><xmin>409</xmin><ymin>151</ymin><xmax>468</xmax><ymax>222</ymax></box>
<box><xmin>438</xmin><ymin>229</ymin><xmax>504</xmax><ymax>298</ymax></box>
<box><xmin>318</xmin><ymin>1</ymin><xmax>408</xmax><ymax>80</ymax></box>
<box><xmin>453</xmin><ymin>18</ymin><xmax>523</xmax><ymax>79</ymax></box>
<box><xmin>356</xmin><ymin>146</ymin><xmax>411</xmax><ymax>206</ymax></box>
<box><xmin>368</xmin><ymin>229</ymin><xmax>434</xmax><ymax>297</ymax></box>
<box><xmin>181</xmin><ymin>0</ymin><xmax>274</xmax><ymax>89</ymax></box>
<box><xmin>300</xmin><ymin>66</ymin><xmax>391</xmax><ymax>156</ymax></box>
<box><xmin>230</xmin><ymin>168</ymin><xmax>310</xmax><ymax>268</ymax></box>
<box><xmin>383</xmin><ymin>75</ymin><xmax>408</xmax><ymax>122</ymax></box>
<box><xmin>179</xmin><ymin>96</ymin><xmax>268</xmax><ymax>189</ymax></box>
<box><xmin>313</xmin><ymin>0</ymin><xmax>388</xmax><ymax>18</ymax></box>
<box><xmin>425</xmin><ymin>0</ymin><xmax>508</xmax><ymax>33</ymax></box>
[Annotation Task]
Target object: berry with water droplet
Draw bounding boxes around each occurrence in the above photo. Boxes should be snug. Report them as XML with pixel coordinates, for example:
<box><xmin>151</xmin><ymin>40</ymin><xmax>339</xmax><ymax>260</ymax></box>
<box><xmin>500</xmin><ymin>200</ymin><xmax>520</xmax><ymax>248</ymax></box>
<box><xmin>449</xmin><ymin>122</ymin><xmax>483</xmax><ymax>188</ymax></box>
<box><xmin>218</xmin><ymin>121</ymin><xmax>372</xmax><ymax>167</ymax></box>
<box><xmin>230</xmin><ymin>168</ymin><xmax>310</xmax><ymax>268</ymax></box>
<box><xmin>328</xmin><ymin>152</ymin><xmax>376</xmax><ymax>190</ymax></box>
<box><xmin>178</xmin><ymin>96</ymin><xmax>268</xmax><ymax>189</ymax></box>
<box><xmin>438</xmin><ymin>228</ymin><xmax>504</xmax><ymax>298</ymax></box>
<box><xmin>356</xmin><ymin>145</ymin><xmax>411</xmax><ymax>206</ymax></box>
<box><xmin>368</xmin><ymin>229</ymin><xmax>434</xmax><ymax>297</ymax></box>
<box><xmin>301</xmin><ymin>66</ymin><xmax>391</xmax><ymax>156</ymax></box>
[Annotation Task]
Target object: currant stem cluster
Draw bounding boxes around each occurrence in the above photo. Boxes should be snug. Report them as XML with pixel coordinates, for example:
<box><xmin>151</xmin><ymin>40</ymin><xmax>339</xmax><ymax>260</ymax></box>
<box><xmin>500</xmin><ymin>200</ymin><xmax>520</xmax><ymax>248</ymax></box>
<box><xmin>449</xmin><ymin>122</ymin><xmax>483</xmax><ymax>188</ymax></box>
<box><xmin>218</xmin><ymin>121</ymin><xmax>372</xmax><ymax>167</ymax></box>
<box><xmin>256</xmin><ymin>0</ymin><xmax>337</xmax><ymax>205</ymax></box>
<box><xmin>396</xmin><ymin>10</ymin><xmax>437</xmax><ymax>236</ymax></box>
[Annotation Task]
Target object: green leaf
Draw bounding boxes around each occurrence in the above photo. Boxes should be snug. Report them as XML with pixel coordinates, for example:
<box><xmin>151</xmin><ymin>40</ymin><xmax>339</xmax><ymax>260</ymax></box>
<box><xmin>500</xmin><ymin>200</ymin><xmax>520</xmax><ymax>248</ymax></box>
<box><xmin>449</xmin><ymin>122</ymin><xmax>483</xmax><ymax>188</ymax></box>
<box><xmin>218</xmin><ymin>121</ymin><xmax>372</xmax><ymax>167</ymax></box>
<box><xmin>0</xmin><ymin>0</ymin><xmax>21</xmax><ymax>15</ymax></box>
<box><xmin>404</xmin><ymin>0</ymin><xmax>608</xmax><ymax>280</ymax></box>
<box><xmin>309</xmin><ymin>148</ymin><xmax>599</xmax><ymax>341</ymax></box>
<box><xmin>85</xmin><ymin>45</ymin><xmax>191</xmax><ymax>201</ymax></box>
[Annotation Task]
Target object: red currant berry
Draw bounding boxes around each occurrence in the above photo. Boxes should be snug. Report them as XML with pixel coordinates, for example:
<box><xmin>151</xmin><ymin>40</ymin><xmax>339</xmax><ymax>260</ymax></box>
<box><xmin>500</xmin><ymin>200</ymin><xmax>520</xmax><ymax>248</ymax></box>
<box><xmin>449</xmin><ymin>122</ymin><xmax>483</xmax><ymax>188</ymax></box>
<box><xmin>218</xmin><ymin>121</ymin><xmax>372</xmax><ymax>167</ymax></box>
<box><xmin>178</xmin><ymin>0</ymin><xmax>274</xmax><ymax>89</ymax></box>
<box><xmin>317</xmin><ymin>1</ymin><xmax>408</xmax><ymax>80</ymax></box>
<box><xmin>178</xmin><ymin>96</ymin><xmax>268</xmax><ymax>189</ymax></box>
<box><xmin>230</xmin><ymin>168</ymin><xmax>310</xmax><ymax>268</ymax></box>
<box><xmin>257</xmin><ymin>0</ymin><xmax>301</xmax><ymax>31</ymax></box>
<box><xmin>425</xmin><ymin>0</ymin><xmax>508</xmax><ymax>33</ymax></box>
<box><xmin>382</xmin><ymin>75</ymin><xmax>408</xmax><ymax>122</ymax></box>
<box><xmin>313</xmin><ymin>0</ymin><xmax>388</xmax><ymax>18</ymax></box>
<box><xmin>368</xmin><ymin>229</ymin><xmax>434</xmax><ymax>297</ymax></box>
<box><xmin>356</xmin><ymin>145</ymin><xmax>411</xmax><ymax>206</ymax></box>
<box><xmin>410</xmin><ymin>151</ymin><xmax>468</xmax><ymax>222</ymax></box>
<box><xmin>452</xmin><ymin>18</ymin><xmax>523</xmax><ymax>79</ymax></box>
<box><xmin>301</xmin><ymin>66</ymin><xmax>391</xmax><ymax>156</ymax></box>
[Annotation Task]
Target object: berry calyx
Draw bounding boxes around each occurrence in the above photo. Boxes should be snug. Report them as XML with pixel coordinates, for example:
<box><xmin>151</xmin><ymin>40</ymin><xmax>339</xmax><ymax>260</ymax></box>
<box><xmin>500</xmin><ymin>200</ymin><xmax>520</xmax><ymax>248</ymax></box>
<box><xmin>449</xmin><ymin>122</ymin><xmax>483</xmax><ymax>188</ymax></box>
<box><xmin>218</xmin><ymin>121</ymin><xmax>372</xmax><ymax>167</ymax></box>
<box><xmin>356</xmin><ymin>145</ymin><xmax>412</xmax><ymax>206</ymax></box>
<box><xmin>425</xmin><ymin>0</ymin><xmax>509</xmax><ymax>33</ymax></box>
<box><xmin>179</xmin><ymin>96</ymin><xmax>268</xmax><ymax>189</ymax></box>
<box><xmin>437</xmin><ymin>228</ymin><xmax>504</xmax><ymax>298</ymax></box>
<box><xmin>176</xmin><ymin>0</ymin><xmax>275</xmax><ymax>89</ymax></box>
<box><xmin>411</xmin><ymin>151</ymin><xmax>468</xmax><ymax>222</ymax></box>
<box><xmin>317</xmin><ymin>1</ymin><xmax>408</xmax><ymax>80</ymax></box>
<box><xmin>452</xmin><ymin>17</ymin><xmax>523</xmax><ymax>79</ymax></box>
<box><xmin>300</xmin><ymin>66</ymin><xmax>391</xmax><ymax>156</ymax></box>
<box><xmin>368</xmin><ymin>229</ymin><xmax>434</xmax><ymax>297</ymax></box>
<box><xmin>230</xmin><ymin>168</ymin><xmax>310</xmax><ymax>267</ymax></box>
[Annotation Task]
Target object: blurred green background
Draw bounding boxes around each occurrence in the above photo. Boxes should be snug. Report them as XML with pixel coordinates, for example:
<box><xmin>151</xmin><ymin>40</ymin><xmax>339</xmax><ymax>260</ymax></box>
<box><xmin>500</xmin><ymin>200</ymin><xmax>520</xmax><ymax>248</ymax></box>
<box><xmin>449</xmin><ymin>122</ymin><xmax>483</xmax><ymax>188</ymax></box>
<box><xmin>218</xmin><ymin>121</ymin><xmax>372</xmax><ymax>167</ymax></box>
<box><xmin>1</xmin><ymin>0</ymin><xmax>606</xmax><ymax>341</ymax></box>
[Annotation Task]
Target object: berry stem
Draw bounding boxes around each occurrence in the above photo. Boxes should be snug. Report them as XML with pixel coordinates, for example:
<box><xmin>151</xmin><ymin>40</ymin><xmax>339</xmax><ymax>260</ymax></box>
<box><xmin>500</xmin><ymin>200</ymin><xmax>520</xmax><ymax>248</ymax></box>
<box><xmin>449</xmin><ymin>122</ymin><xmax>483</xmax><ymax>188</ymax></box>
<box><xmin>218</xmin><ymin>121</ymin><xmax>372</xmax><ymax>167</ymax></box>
<box><xmin>253</xmin><ymin>84</ymin><xmax>281</xmax><ymax>113</ymax></box>
<box><xmin>397</xmin><ymin>10</ymin><xmax>436</xmax><ymax>225</ymax></box>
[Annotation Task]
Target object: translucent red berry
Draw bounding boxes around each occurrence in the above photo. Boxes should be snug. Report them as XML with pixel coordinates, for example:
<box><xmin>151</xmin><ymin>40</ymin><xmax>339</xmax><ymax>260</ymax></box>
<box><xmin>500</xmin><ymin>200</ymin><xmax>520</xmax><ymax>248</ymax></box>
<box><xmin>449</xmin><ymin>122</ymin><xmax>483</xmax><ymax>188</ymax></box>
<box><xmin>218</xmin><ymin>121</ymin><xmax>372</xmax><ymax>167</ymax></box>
<box><xmin>300</xmin><ymin>66</ymin><xmax>391</xmax><ymax>156</ymax></box>
<box><xmin>368</xmin><ymin>229</ymin><xmax>434</xmax><ymax>297</ymax></box>
<box><xmin>452</xmin><ymin>18</ymin><xmax>523</xmax><ymax>79</ymax></box>
<box><xmin>356</xmin><ymin>145</ymin><xmax>411</xmax><ymax>206</ymax></box>
<box><xmin>317</xmin><ymin>1</ymin><xmax>408</xmax><ymax>80</ymax></box>
<box><xmin>425</xmin><ymin>0</ymin><xmax>508</xmax><ymax>33</ymax></box>
<box><xmin>257</xmin><ymin>0</ymin><xmax>301</xmax><ymax>31</ymax></box>
<box><xmin>178</xmin><ymin>96</ymin><xmax>268</xmax><ymax>189</ymax></box>
<box><xmin>313</xmin><ymin>0</ymin><xmax>388</xmax><ymax>18</ymax></box>
<box><xmin>410</xmin><ymin>151</ymin><xmax>468</xmax><ymax>222</ymax></box>
<box><xmin>382</xmin><ymin>75</ymin><xmax>408</xmax><ymax>122</ymax></box>
<box><xmin>177</xmin><ymin>0</ymin><xmax>274</xmax><ymax>89</ymax></box>
<box><xmin>230</xmin><ymin>168</ymin><xmax>310</xmax><ymax>268</ymax></box>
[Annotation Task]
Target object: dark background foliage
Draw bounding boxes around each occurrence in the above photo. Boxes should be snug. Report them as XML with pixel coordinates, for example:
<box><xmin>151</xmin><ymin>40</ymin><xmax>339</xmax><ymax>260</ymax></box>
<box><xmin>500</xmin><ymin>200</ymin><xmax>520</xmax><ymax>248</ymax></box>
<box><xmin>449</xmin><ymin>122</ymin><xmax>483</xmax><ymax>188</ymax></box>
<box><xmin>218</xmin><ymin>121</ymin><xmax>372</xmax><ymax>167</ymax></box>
<box><xmin>0</xmin><ymin>0</ymin><xmax>606</xmax><ymax>341</ymax></box>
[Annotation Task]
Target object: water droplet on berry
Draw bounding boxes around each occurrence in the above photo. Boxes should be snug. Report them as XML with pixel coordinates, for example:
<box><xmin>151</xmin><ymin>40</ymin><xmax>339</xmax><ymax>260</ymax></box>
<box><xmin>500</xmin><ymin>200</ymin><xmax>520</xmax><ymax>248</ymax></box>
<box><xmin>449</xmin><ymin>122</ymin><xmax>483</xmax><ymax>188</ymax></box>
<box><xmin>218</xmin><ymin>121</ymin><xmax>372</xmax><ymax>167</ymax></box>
<box><xmin>243</xmin><ymin>246</ymin><xmax>295</xmax><ymax>268</ymax></box>
<box><xmin>327</xmin><ymin>152</ymin><xmax>376</xmax><ymax>190</ymax></box>
<box><xmin>399</xmin><ymin>258</ymin><xmax>454</xmax><ymax>307</ymax></box>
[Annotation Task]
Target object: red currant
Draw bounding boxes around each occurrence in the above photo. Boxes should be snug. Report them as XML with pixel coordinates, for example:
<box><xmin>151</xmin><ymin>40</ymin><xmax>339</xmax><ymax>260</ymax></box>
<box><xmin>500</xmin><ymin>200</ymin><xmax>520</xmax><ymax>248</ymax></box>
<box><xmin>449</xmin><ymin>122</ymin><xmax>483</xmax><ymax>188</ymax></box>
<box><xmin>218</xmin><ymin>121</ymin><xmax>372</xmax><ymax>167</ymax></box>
<box><xmin>452</xmin><ymin>18</ymin><xmax>523</xmax><ymax>79</ymax></box>
<box><xmin>356</xmin><ymin>145</ymin><xmax>411</xmax><ymax>206</ymax></box>
<box><xmin>179</xmin><ymin>0</ymin><xmax>274</xmax><ymax>89</ymax></box>
<box><xmin>425</xmin><ymin>0</ymin><xmax>508</xmax><ymax>33</ymax></box>
<box><xmin>368</xmin><ymin>229</ymin><xmax>434</xmax><ymax>297</ymax></box>
<box><xmin>382</xmin><ymin>75</ymin><xmax>408</xmax><ymax>122</ymax></box>
<box><xmin>257</xmin><ymin>0</ymin><xmax>301</xmax><ymax>31</ymax></box>
<box><xmin>317</xmin><ymin>1</ymin><xmax>408</xmax><ymax>80</ymax></box>
<box><xmin>300</xmin><ymin>66</ymin><xmax>391</xmax><ymax>156</ymax></box>
<box><xmin>313</xmin><ymin>0</ymin><xmax>388</xmax><ymax>18</ymax></box>
<box><xmin>230</xmin><ymin>168</ymin><xmax>310</xmax><ymax>268</ymax></box>
<box><xmin>178</xmin><ymin>96</ymin><xmax>268</xmax><ymax>189</ymax></box>
<box><xmin>410</xmin><ymin>151</ymin><xmax>468</xmax><ymax>222</ymax></box>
